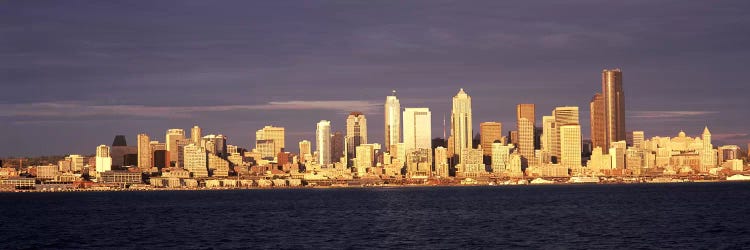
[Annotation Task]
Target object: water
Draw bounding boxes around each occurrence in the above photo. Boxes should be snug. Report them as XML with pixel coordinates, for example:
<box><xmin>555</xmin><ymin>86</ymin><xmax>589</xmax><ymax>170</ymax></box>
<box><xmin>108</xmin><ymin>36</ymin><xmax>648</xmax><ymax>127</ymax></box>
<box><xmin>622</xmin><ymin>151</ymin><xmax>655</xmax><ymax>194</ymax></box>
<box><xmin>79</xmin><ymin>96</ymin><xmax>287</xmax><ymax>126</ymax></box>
<box><xmin>2</xmin><ymin>183</ymin><xmax>750</xmax><ymax>249</ymax></box>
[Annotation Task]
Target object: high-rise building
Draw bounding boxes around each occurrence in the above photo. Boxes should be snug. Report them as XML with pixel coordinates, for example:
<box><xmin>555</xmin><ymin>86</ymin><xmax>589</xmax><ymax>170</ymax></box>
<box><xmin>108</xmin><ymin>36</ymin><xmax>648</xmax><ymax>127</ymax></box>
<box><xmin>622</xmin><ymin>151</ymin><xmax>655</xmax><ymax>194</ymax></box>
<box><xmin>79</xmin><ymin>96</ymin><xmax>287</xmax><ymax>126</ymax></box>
<box><xmin>202</xmin><ymin>134</ymin><xmax>227</xmax><ymax>157</ymax></box>
<box><xmin>406</xmin><ymin>148</ymin><xmax>432</xmax><ymax>178</ymax></box>
<box><xmin>559</xmin><ymin>125</ymin><xmax>582</xmax><ymax>168</ymax></box>
<box><xmin>590</xmin><ymin>93</ymin><xmax>606</xmax><ymax>150</ymax></box>
<box><xmin>110</xmin><ymin>135</ymin><xmax>136</xmax><ymax>168</ymax></box>
<box><xmin>150</xmin><ymin>141</ymin><xmax>166</xmax><ymax>169</ymax></box>
<box><xmin>166</xmin><ymin>129</ymin><xmax>186</xmax><ymax>166</ymax></box>
<box><xmin>460</xmin><ymin>147</ymin><xmax>485</xmax><ymax>178</ymax></box>
<box><xmin>95</xmin><ymin>145</ymin><xmax>112</xmax><ymax>173</ymax></box>
<box><xmin>451</xmin><ymin>88</ymin><xmax>473</xmax><ymax>162</ymax></box>
<box><xmin>491</xmin><ymin>142</ymin><xmax>514</xmax><ymax>174</ymax></box>
<box><xmin>183</xmin><ymin>144</ymin><xmax>208</xmax><ymax>178</ymax></box>
<box><xmin>384</xmin><ymin>90</ymin><xmax>401</xmax><ymax>153</ymax></box>
<box><xmin>137</xmin><ymin>133</ymin><xmax>152</xmax><ymax>170</ymax></box>
<box><xmin>516</xmin><ymin>104</ymin><xmax>535</xmax><ymax>162</ymax></box>
<box><xmin>191</xmin><ymin>125</ymin><xmax>202</xmax><ymax>144</ymax></box>
<box><xmin>331</xmin><ymin>131</ymin><xmax>345</xmax><ymax>164</ymax></box>
<box><xmin>551</xmin><ymin>106</ymin><xmax>580</xmax><ymax>161</ymax></box>
<box><xmin>403</xmin><ymin>108</ymin><xmax>432</xmax><ymax>152</ymax></box>
<box><xmin>602</xmin><ymin>69</ymin><xmax>626</xmax><ymax>149</ymax></box>
<box><xmin>355</xmin><ymin>144</ymin><xmax>375</xmax><ymax>173</ymax></box>
<box><xmin>610</xmin><ymin>141</ymin><xmax>627</xmax><ymax>170</ymax></box>
<box><xmin>346</xmin><ymin>112</ymin><xmax>368</xmax><ymax>158</ymax></box>
<box><xmin>255</xmin><ymin>139</ymin><xmax>276</xmax><ymax>159</ymax></box>
<box><xmin>632</xmin><ymin>131</ymin><xmax>645</xmax><ymax>149</ymax></box>
<box><xmin>256</xmin><ymin>126</ymin><xmax>285</xmax><ymax>155</ymax></box>
<box><xmin>316</xmin><ymin>120</ymin><xmax>331</xmax><ymax>166</ymax></box>
<box><xmin>517</xmin><ymin>104</ymin><xmax>536</xmax><ymax>126</ymax></box>
<box><xmin>541</xmin><ymin>116</ymin><xmax>555</xmax><ymax>153</ymax></box>
<box><xmin>701</xmin><ymin>127</ymin><xmax>716</xmax><ymax>171</ymax></box>
<box><xmin>480</xmin><ymin>122</ymin><xmax>502</xmax><ymax>156</ymax></box>
<box><xmin>434</xmin><ymin>147</ymin><xmax>449</xmax><ymax>177</ymax></box>
<box><xmin>299</xmin><ymin>140</ymin><xmax>311</xmax><ymax>163</ymax></box>
<box><xmin>717</xmin><ymin>145</ymin><xmax>741</xmax><ymax>163</ymax></box>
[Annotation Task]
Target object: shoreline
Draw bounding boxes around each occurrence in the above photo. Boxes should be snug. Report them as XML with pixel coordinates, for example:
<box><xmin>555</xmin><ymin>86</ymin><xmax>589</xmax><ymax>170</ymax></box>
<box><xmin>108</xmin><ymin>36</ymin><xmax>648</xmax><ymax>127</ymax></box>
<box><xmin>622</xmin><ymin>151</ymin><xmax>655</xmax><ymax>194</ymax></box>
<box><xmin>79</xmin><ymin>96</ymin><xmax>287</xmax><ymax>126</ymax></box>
<box><xmin>3</xmin><ymin>179</ymin><xmax>748</xmax><ymax>193</ymax></box>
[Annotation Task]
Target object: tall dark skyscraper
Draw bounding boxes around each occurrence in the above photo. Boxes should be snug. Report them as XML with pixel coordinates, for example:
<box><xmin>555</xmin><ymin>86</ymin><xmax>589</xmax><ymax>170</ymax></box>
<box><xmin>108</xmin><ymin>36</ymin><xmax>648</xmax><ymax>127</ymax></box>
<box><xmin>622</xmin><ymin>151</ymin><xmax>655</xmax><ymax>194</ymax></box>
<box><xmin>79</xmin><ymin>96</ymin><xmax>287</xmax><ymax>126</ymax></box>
<box><xmin>590</xmin><ymin>93</ymin><xmax>606</xmax><ymax>150</ymax></box>
<box><xmin>331</xmin><ymin>131</ymin><xmax>345</xmax><ymax>164</ymax></box>
<box><xmin>591</xmin><ymin>69</ymin><xmax>625</xmax><ymax>150</ymax></box>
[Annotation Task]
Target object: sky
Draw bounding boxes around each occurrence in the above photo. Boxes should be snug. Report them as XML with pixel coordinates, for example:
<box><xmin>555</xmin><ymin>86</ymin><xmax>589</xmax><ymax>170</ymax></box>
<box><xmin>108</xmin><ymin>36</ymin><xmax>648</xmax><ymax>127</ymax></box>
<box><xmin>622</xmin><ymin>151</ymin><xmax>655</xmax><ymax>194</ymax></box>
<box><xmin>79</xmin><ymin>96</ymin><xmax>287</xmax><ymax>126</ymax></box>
<box><xmin>1</xmin><ymin>0</ymin><xmax>750</xmax><ymax>156</ymax></box>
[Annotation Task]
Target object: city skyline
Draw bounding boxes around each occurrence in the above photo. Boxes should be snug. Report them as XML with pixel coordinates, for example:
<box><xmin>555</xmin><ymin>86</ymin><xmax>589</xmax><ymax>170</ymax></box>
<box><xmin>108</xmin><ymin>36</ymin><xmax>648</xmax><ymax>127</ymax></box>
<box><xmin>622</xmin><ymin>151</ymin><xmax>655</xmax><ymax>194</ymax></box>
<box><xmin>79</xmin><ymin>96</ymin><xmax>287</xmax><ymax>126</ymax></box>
<box><xmin>2</xmin><ymin>1</ymin><xmax>750</xmax><ymax>156</ymax></box>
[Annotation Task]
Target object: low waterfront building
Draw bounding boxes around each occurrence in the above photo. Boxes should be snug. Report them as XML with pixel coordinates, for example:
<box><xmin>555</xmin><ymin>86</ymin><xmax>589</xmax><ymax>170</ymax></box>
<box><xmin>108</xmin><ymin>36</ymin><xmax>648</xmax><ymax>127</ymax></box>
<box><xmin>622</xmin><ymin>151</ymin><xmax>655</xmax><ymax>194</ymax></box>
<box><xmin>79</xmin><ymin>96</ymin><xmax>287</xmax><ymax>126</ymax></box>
<box><xmin>0</xmin><ymin>178</ymin><xmax>36</xmax><ymax>190</ymax></box>
<box><xmin>99</xmin><ymin>171</ymin><xmax>142</xmax><ymax>186</ymax></box>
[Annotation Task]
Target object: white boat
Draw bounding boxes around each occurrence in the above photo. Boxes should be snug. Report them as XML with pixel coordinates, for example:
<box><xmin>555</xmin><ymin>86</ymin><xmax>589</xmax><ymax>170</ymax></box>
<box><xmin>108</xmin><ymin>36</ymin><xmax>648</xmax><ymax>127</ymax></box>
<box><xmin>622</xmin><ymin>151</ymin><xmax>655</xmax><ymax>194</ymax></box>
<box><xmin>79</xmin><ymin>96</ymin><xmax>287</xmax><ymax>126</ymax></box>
<box><xmin>530</xmin><ymin>178</ymin><xmax>555</xmax><ymax>185</ymax></box>
<box><xmin>727</xmin><ymin>174</ymin><xmax>750</xmax><ymax>181</ymax></box>
<box><xmin>568</xmin><ymin>176</ymin><xmax>600</xmax><ymax>184</ymax></box>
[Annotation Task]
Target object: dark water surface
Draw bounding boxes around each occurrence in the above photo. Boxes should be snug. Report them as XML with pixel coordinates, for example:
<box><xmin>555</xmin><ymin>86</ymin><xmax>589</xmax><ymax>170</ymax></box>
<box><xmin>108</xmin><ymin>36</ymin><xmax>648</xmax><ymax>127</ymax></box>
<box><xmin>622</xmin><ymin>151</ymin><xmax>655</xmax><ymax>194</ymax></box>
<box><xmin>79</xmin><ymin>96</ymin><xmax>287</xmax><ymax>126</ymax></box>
<box><xmin>2</xmin><ymin>183</ymin><xmax>750</xmax><ymax>249</ymax></box>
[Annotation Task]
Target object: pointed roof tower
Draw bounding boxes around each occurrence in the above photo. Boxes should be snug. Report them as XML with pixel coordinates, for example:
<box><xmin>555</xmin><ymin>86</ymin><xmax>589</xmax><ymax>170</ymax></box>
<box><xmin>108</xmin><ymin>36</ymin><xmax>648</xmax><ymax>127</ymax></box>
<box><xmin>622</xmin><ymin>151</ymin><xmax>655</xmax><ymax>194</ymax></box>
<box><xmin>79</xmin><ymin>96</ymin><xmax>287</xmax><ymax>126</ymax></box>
<box><xmin>703</xmin><ymin>126</ymin><xmax>711</xmax><ymax>135</ymax></box>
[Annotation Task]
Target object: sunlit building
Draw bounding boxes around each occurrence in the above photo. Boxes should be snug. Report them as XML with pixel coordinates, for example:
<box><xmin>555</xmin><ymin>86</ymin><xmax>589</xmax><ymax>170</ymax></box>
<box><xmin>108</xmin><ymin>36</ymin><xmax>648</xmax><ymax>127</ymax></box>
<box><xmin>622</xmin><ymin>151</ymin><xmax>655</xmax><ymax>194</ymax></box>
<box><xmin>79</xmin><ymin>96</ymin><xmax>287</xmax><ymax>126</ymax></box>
<box><xmin>480</xmin><ymin>122</ymin><xmax>502</xmax><ymax>156</ymax></box>
<box><xmin>137</xmin><ymin>133</ymin><xmax>152</xmax><ymax>170</ymax></box>
<box><xmin>560</xmin><ymin>125</ymin><xmax>582</xmax><ymax>168</ymax></box>
<box><xmin>95</xmin><ymin>145</ymin><xmax>112</xmax><ymax>173</ymax></box>
<box><xmin>384</xmin><ymin>90</ymin><xmax>401</xmax><ymax>153</ymax></box>
<box><xmin>256</xmin><ymin>126</ymin><xmax>285</xmax><ymax>156</ymax></box>
<box><xmin>603</xmin><ymin>69</ymin><xmax>626</xmax><ymax>149</ymax></box>
<box><xmin>516</xmin><ymin>104</ymin><xmax>535</xmax><ymax>160</ymax></box>
<box><xmin>316</xmin><ymin>120</ymin><xmax>331</xmax><ymax>166</ymax></box>
<box><xmin>166</xmin><ymin>129</ymin><xmax>186</xmax><ymax>166</ymax></box>
<box><xmin>346</xmin><ymin>112</ymin><xmax>367</xmax><ymax>158</ymax></box>
<box><xmin>299</xmin><ymin>140</ymin><xmax>311</xmax><ymax>163</ymax></box>
<box><xmin>451</xmin><ymin>88</ymin><xmax>473</xmax><ymax>163</ymax></box>
<box><xmin>183</xmin><ymin>144</ymin><xmax>208</xmax><ymax>178</ymax></box>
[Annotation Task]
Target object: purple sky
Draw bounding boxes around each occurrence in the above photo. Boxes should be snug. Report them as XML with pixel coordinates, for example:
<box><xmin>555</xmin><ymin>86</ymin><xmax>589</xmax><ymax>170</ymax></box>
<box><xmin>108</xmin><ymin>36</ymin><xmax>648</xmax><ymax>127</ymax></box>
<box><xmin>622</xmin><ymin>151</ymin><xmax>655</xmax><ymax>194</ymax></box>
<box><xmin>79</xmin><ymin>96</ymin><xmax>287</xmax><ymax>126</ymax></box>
<box><xmin>2</xmin><ymin>0</ymin><xmax>750</xmax><ymax>156</ymax></box>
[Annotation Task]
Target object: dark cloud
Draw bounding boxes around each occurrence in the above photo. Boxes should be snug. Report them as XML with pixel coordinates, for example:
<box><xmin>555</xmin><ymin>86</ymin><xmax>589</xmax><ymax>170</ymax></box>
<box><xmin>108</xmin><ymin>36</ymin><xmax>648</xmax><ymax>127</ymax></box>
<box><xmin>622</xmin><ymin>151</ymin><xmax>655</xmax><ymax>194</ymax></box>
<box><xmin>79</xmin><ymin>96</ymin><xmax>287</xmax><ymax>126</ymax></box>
<box><xmin>1</xmin><ymin>0</ymin><xmax>749</xmax><ymax>156</ymax></box>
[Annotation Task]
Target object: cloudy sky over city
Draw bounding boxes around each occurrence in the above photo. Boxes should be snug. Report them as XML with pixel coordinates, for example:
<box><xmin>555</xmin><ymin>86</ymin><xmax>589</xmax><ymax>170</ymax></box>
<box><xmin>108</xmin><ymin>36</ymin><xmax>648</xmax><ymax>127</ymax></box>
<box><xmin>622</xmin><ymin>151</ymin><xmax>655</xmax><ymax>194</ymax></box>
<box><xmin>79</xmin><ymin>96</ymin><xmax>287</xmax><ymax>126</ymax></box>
<box><xmin>2</xmin><ymin>0</ymin><xmax>749</xmax><ymax>156</ymax></box>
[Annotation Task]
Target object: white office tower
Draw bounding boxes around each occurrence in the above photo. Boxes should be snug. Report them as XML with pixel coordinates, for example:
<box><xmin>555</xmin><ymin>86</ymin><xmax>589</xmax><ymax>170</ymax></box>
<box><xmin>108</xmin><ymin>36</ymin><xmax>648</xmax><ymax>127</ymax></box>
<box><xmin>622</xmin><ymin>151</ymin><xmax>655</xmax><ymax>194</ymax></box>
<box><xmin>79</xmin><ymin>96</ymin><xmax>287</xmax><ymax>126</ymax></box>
<box><xmin>384</xmin><ymin>90</ymin><xmax>401</xmax><ymax>153</ymax></box>
<box><xmin>95</xmin><ymin>145</ymin><xmax>112</xmax><ymax>173</ymax></box>
<box><xmin>184</xmin><ymin>144</ymin><xmax>208</xmax><ymax>178</ymax></box>
<box><xmin>316</xmin><ymin>120</ymin><xmax>332</xmax><ymax>166</ymax></box>
<box><xmin>166</xmin><ymin>128</ymin><xmax>186</xmax><ymax>165</ymax></box>
<box><xmin>451</xmin><ymin>88</ymin><xmax>473</xmax><ymax>162</ymax></box>
<box><xmin>559</xmin><ymin>125</ymin><xmax>582</xmax><ymax>168</ymax></box>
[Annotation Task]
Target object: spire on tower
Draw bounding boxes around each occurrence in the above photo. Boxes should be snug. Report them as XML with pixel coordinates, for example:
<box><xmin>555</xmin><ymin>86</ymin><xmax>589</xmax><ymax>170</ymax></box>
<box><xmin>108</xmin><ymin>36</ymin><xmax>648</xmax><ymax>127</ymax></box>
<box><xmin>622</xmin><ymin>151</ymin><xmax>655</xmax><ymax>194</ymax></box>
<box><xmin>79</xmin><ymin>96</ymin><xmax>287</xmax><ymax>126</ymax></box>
<box><xmin>703</xmin><ymin>126</ymin><xmax>711</xmax><ymax>135</ymax></box>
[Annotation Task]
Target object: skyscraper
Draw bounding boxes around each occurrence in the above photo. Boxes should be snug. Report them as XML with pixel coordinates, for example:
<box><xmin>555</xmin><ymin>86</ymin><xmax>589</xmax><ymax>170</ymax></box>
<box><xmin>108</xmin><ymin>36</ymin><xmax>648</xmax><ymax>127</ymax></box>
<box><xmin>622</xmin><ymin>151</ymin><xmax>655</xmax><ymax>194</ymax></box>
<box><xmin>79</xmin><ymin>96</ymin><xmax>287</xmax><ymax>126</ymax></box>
<box><xmin>552</xmin><ymin>106</ymin><xmax>580</xmax><ymax>161</ymax></box>
<box><xmin>191</xmin><ymin>125</ymin><xmax>202</xmax><ymax>144</ymax></box>
<box><xmin>602</xmin><ymin>69</ymin><xmax>626</xmax><ymax>148</ymax></box>
<box><xmin>137</xmin><ymin>133</ymin><xmax>152</xmax><ymax>170</ymax></box>
<box><xmin>541</xmin><ymin>116</ymin><xmax>554</xmax><ymax>153</ymax></box>
<box><xmin>517</xmin><ymin>104</ymin><xmax>535</xmax><ymax>160</ymax></box>
<box><xmin>701</xmin><ymin>127</ymin><xmax>716</xmax><ymax>171</ymax></box>
<box><xmin>632</xmin><ymin>131</ymin><xmax>645</xmax><ymax>149</ymax></box>
<box><xmin>184</xmin><ymin>144</ymin><xmax>208</xmax><ymax>178</ymax></box>
<box><xmin>480</xmin><ymin>122</ymin><xmax>502</xmax><ymax>156</ymax></box>
<box><xmin>384</xmin><ymin>90</ymin><xmax>401</xmax><ymax>153</ymax></box>
<box><xmin>560</xmin><ymin>125</ymin><xmax>582</xmax><ymax>168</ymax></box>
<box><xmin>346</xmin><ymin>112</ymin><xmax>367</xmax><ymax>157</ymax></box>
<box><xmin>256</xmin><ymin>126</ymin><xmax>285</xmax><ymax>155</ymax></box>
<box><xmin>434</xmin><ymin>147</ymin><xmax>449</xmax><ymax>177</ymax></box>
<box><xmin>403</xmin><ymin>108</ymin><xmax>432</xmax><ymax>157</ymax></box>
<box><xmin>451</xmin><ymin>88</ymin><xmax>473</xmax><ymax>162</ymax></box>
<box><xmin>331</xmin><ymin>131</ymin><xmax>345</xmax><ymax>164</ymax></box>
<box><xmin>166</xmin><ymin>129</ymin><xmax>186</xmax><ymax>166</ymax></box>
<box><xmin>590</xmin><ymin>93</ymin><xmax>606</xmax><ymax>150</ymax></box>
<box><xmin>299</xmin><ymin>140</ymin><xmax>311</xmax><ymax>163</ymax></box>
<box><xmin>95</xmin><ymin>145</ymin><xmax>112</xmax><ymax>173</ymax></box>
<box><xmin>316</xmin><ymin>120</ymin><xmax>331</xmax><ymax>166</ymax></box>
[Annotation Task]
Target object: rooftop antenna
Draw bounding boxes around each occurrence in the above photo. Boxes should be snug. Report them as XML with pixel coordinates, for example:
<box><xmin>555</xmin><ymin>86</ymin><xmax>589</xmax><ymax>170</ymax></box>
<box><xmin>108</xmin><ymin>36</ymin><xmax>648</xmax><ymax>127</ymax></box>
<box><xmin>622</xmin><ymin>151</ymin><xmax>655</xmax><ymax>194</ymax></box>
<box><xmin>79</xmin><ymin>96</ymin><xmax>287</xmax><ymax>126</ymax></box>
<box><xmin>443</xmin><ymin>113</ymin><xmax>446</xmax><ymax>140</ymax></box>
